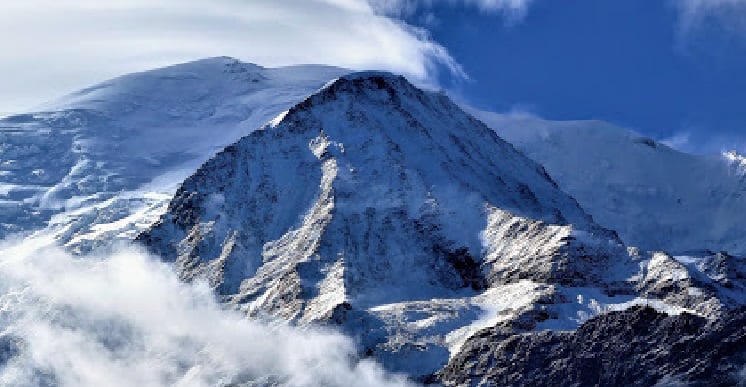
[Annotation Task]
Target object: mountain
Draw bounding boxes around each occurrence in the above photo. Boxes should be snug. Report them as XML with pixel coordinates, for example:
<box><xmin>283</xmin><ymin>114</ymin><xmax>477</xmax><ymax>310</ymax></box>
<box><xmin>2</xmin><ymin>58</ymin><xmax>744</xmax><ymax>384</ymax></box>
<box><xmin>439</xmin><ymin>305</ymin><xmax>746</xmax><ymax>386</ymax></box>
<box><xmin>138</xmin><ymin>72</ymin><xmax>745</xmax><ymax>380</ymax></box>
<box><xmin>471</xmin><ymin>110</ymin><xmax>746</xmax><ymax>256</ymax></box>
<box><xmin>0</xmin><ymin>57</ymin><xmax>348</xmax><ymax>252</ymax></box>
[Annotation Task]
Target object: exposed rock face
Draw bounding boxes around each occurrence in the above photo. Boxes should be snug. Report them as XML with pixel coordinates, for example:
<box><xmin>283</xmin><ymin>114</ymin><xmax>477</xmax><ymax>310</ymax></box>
<box><xmin>629</xmin><ymin>250</ymin><xmax>746</xmax><ymax>317</ymax></box>
<box><xmin>139</xmin><ymin>72</ymin><xmax>630</xmax><ymax>376</ymax></box>
<box><xmin>438</xmin><ymin>305</ymin><xmax>746</xmax><ymax>387</ymax></box>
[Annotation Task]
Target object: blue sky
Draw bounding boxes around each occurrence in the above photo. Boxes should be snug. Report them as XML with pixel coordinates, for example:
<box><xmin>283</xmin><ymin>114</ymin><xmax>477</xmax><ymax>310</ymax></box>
<box><xmin>397</xmin><ymin>0</ymin><xmax>746</xmax><ymax>152</ymax></box>
<box><xmin>1</xmin><ymin>0</ymin><xmax>745</xmax><ymax>152</ymax></box>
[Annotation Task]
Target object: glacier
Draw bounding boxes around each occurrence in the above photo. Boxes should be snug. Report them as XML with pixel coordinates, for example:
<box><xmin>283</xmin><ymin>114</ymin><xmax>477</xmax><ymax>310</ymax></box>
<box><xmin>0</xmin><ymin>57</ymin><xmax>348</xmax><ymax>252</ymax></box>
<box><xmin>471</xmin><ymin>109</ymin><xmax>746</xmax><ymax>256</ymax></box>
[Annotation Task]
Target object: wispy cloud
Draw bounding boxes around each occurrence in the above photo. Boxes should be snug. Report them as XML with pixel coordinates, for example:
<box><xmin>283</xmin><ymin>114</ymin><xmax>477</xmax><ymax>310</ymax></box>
<box><xmin>371</xmin><ymin>0</ymin><xmax>533</xmax><ymax>19</ymax></box>
<box><xmin>459</xmin><ymin>0</ymin><xmax>534</xmax><ymax>13</ymax></box>
<box><xmin>660</xmin><ymin>131</ymin><xmax>693</xmax><ymax>151</ymax></box>
<box><xmin>674</xmin><ymin>0</ymin><xmax>746</xmax><ymax>37</ymax></box>
<box><xmin>0</xmin><ymin>238</ymin><xmax>412</xmax><ymax>387</ymax></box>
<box><xmin>660</xmin><ymin>130</ymin><xmax>746</xmax><ymax>154</ymax></box>
<box><xmin>0</xmin><ymin>0</ymin><xmax>464</xmax><ymax>114</ymax></box>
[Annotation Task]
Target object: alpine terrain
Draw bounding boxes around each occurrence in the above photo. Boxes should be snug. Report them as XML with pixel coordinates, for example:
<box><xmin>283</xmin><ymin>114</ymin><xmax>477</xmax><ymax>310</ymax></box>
<box><xmin>138</xmin><ymin>70</ymin><xmax>746</xmax><ymax>383</ymax></box>
<box><xmin>472</xmin><ymin>110</ymin><xmax>746</xmax><ymax>256</ymax></box>
<box><xmin>0</xmin><ymin>57</ymin><xmax>347</xmax><ymax>252</ymax></box>
<box><xmin>0</xmin><ymin>59</ymin><xmax>744</xmax><ymax>386</ymax></box>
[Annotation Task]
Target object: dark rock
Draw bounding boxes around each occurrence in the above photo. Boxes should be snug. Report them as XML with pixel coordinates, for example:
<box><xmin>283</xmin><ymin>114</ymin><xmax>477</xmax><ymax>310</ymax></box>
<box><xmin>438</xmin><ymin>306</ymin><xmax>746</xmax><ymax>387</ymax></box>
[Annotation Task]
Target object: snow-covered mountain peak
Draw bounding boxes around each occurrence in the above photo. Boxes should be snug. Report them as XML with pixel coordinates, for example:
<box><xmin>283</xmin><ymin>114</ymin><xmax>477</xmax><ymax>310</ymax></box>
<box><xmin>244</xmin><ymin>71</ymin><xmax>609</xmax><ymax>229</ymax></box>
<box><xmin>287</xmin><ymin>71</ymin><xmax>438</xmax><ymax>121</ymax></box>
<box><xmin>43</xmin><ymin>57</ymin><xmax>260</xmax><ymax>110</ymax></box>
<box><xmin>41</xmin><ymin>57</ymin><xmax>342</xmax><ymax>124</ymax></box>
<box><xmin>0</xmin><ymin>58</ymin><xmax>349</xmax><ymax>248</ymax></box>
<box><xmin>138</xmin><ymin>71</ymin><xmax>647</xmax><ymax>376</ymax></box>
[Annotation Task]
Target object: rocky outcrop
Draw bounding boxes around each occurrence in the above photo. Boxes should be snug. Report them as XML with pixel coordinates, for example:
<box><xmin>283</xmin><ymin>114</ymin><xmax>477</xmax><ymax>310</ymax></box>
<box><xmin>438</xmin><ymin>305</ymin><xmax>746</xmax><ymax>387</ymax></box>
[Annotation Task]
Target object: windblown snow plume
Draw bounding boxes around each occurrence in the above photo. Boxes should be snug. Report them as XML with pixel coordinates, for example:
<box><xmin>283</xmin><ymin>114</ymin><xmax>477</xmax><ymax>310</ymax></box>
<box><xmin>0</xmin><ymin>238</ymin><xmax>411</xmax><ymax>387</ymax></box>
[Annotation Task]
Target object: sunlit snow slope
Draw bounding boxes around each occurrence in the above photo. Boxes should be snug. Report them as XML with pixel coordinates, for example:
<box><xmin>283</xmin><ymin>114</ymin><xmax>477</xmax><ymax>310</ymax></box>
<box><xmin>473</xmin><ymin>110</ymin><xmax>746</xmax><ymax>256</ymax></box>
<box><xmin>0</xmin><ymin>57</ymin><xmax>348</xmax><ymax>252</ymax></box>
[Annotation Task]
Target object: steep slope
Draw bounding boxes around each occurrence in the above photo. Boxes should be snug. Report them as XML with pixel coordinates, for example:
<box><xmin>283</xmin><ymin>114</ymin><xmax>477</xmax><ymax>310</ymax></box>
<box><xmin>140</xmin><ymin>72</ymin><xmax>724</xmax><ymax>378</ymax></box>
<box><xmin>139</xmin><ymin>72</ymin><xmax>626</xmax><ymax>295</ymax></box>
<box><xmin>472</xmin><ymin>110</ymin><xmax>746</xmax><ymax>256</ymax></box>
<box><xmin>0</xmin><ymin>57</ymin><xmax>347</xmax><ymax>251</ymax></box>
<box><xmin>438</xmin><ymin>305</ymin><xmax>746</xmax><ymax>387</ymax></box>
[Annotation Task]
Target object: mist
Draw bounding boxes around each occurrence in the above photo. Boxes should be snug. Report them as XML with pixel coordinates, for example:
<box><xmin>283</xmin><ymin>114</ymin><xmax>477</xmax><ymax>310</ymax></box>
<box><xmin>0</xmin><ymin>238</ymin><xmax>412</xmax><ymax>387</ymax></box>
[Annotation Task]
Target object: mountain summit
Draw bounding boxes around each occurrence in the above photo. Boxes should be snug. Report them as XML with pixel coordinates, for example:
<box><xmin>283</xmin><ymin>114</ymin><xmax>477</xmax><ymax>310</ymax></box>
<box><xmin>141</xmin><ymin>71</ymin><xmax>622</xmax><ymax>295</ymax></box>
<box><xmin>139</xmin><ymin>72</ymin><xmax>734</xmax><ymax>377</ymax></box>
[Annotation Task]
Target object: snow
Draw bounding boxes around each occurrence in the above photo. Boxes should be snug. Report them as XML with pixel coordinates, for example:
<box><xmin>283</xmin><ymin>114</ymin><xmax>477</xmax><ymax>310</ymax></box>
<box><xmin>0</xmin><ymin>57</ymin><xmax>349</xmax><ymax>250</ymax></box>
<box><xmin>471</xmin><ymin>109</ymin><xmax>746</xmax><ymax>256</ymax></box>
<box><xmin>724</xmin><ymin>150</ymin><xmax>746</xmax><ymax>176</ymax></box>
<box><xmin>537</xmin><ymin>288</ymin><xmax>693</xmax><ymax>330</ymax></box>
<box><xmin>672</xmin><ymin>252</ymin><xmax>746</xmax><ymax>305</ymax></box>
<box><xmin>445</xmin><ymin>281</ymin><xmax>552</xmax><ymax>353</ymax></box>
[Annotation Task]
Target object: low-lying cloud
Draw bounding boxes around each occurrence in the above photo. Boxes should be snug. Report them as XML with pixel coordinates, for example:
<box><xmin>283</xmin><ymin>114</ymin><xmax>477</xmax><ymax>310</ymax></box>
<box><xmin>0</xmin><ymin>237</ymin><xmax>412</xmax><ymax>387</ymax></box>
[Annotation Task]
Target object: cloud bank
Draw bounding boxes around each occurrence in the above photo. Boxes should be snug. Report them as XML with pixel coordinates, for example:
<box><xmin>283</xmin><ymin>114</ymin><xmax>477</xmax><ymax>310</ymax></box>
<box><xmin>0</xmin><ymin>238</ymin><xmax>412</xmax><ymax>387</ymax></box>
<box><xmin>0</xmin><ymin>0</ymin><xmax>463</xmax><ymax>115</ymax></box>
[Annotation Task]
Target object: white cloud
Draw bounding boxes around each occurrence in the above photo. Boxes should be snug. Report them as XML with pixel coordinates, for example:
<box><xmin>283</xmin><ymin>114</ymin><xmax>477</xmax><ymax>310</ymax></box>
<box><xmin>658</xmin><ymin>129</ymin><xmax>746</xmax><ymax>154</ymax></box>
<box><xmin>0</xmin><ymin>0</ymin><xmax>464</xmax><ymax>114</ymax></box>
<box><xmin>461</xmin><ymin>0</ymin><xmax>533</xmax><ymax>12</ymax></box>
<box><xmin>660</xmin><ymin>131</ymin><xmax>692</xmax><ymax>150</ymax></box>
<box><xmin>371</xmin><ymin>0</ymin><xmax>533</xmax><ymax>18</ymax></box>
<box><xmin>0</xmin><ymin>237</ymin><xmax>412</xmax><ymax>387</ymax></box>
<box><xmin>675</xmin><ymin>0</ymin><xmax>746</xmax><ymax>36</ymax></box>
